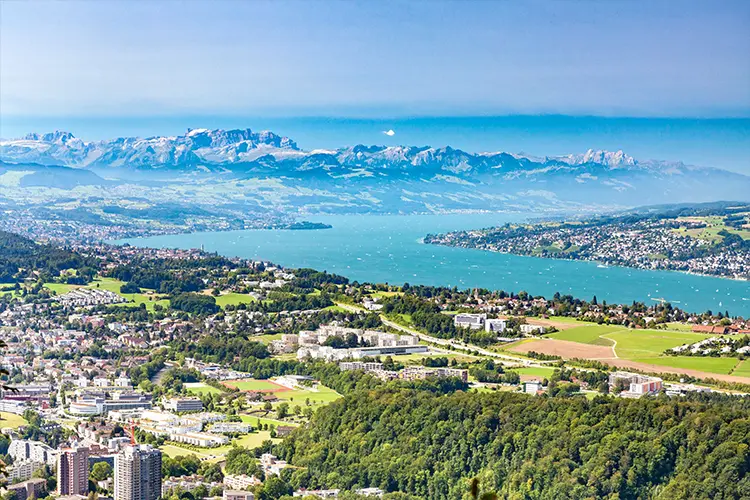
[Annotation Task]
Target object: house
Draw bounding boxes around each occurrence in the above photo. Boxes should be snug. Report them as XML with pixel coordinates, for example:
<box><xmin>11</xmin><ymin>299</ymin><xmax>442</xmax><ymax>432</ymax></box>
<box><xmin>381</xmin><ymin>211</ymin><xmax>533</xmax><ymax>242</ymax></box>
<box><xmin>523</xmin><ymin>381</ymin><xmax>543</xmax><ymax>395</ymax></box>
<box><xmin>691</xmin><ymin>325</ymin><xmax>730</xmax><ymax>334</ymax></box>
<box><xmin>224</xmin><ymin>490</ymin><xmax>255</xmax><ymax>500</ymax></box>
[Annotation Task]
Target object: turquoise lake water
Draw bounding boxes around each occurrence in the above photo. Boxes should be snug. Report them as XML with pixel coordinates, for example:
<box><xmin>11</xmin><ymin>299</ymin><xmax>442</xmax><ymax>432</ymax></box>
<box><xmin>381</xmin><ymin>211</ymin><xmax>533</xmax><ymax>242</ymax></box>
<box><xmin>120</xmin><ymin>213</ymin><xmax>750</xmax><ymax>317</ymax></box>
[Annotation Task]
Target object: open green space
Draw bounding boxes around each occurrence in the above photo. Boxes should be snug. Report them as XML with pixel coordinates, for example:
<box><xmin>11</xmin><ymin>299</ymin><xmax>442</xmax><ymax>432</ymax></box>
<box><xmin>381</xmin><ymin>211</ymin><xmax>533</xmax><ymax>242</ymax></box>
<box><xmin>213</xmin><ymin>292</ymin><xmax>257</xmax><ymax>307</ymax></box>
<box><xmin>239</xmin><ymin>414</ymin><xmax>300</xmax><ymax>428</ymax></box>
<box><xmin>733</xmin><ymin>359</ymin><xmax>750</xmax><ymax>377</ymax></box>
<box><xmin>43</xmin><ymin>282</ymin><xmax>79</xmax><ymax>295</ymax></box>
<box><xmin>632</xmin><ymin>356</ymin><xmax>740</xmax><ymax>375</ymax></box>
<box><xmin>225</xmin><ymin>379</ymin><xmax>284</xmax><ymax>392</ymax></box>
<box><xmin>603</xmin><ymin>329</ymin><xmax>715</xmax><ymax>359</ymax></box>
<box><xmin>184</xmin><ymin>382</ymin><xmax>224</xmax><ymax>396</ymax></box>
<box><xmin>0</xmin><ymin>412</ymin><xmax>28</xmax><ymax>429</ymax></box>
<box><xmin>160</xmin><ymin>430</ymin><xmax>279</xmax><ymax>461</ymax></box>
<box><xmin>251</xmin><ymin>333</ymin><xmax>283</xmax><ymax>345</ymax></box>
<box><xmin>548</xmin><ymin>325</ymin><xmax>619</xmax><ymax>346</ymax></box>
<box><xmin>510</xmin><ymin>366</ymin><xmax>557</xmax><ymax>378</ymax></box>
<box><xmin>88</xmin><ymin>277</ymin><xmax>170</xmax><ymax>311</ymax></box>
<box><xmin>270</xmin><ymin>383</ymin><xmax>341</xmax><ymax>406</ymax></box>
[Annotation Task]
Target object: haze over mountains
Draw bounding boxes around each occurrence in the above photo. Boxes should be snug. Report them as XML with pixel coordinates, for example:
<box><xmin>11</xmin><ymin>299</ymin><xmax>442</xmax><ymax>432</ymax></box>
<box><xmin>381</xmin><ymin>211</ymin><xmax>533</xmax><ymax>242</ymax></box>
<box><xmin>1</xmin><ymin>127</ymin><xmax>749</xmax><ymax>215</ymax></box>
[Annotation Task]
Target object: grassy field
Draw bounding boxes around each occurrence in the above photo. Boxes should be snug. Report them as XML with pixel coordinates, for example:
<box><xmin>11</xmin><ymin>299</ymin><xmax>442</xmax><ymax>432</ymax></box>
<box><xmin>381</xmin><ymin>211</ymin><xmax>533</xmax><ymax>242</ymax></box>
<box><xmin>672</xmin><ymin>215</ymin><xmax>750</xmax><ymax>243</ymax></box>
<box><xmin>548</xmin><ymin>325</ymin><xmax>618</xmax><ymax>346</ymax></box>
<box><xmin>88</xmin><ymin>277</ymin><xmax>170</xmax><ymax>311</ymax></box>
<box><xmin>160</xmin><ymin>430</ymin><xmax>279</xmax><ymax>461</ymax></box>
<box><xmin>631</xmin><ymin>356</ymin><xmax>740</xmax><ymax>375</ymax></box>
<box><xmin>510</xmin><ymin>366</ymin><xmax>557</xmax><ymax>378</ymax></box>
<box><xmin>0</xmin><ymin>412</ymin><xmax>28</xmax><ymax>429</ymax></box>
<box><xmin>276</xmin><ymin>384</ymin><xmax>341</xmax><ymax>406</ymax></box>
<box><xmin>604</xmin><ymin>329</ymin><xmax>715</xmax><ymax>359</ymax></box>
<box><xmin>322</xmin><ymin>305</ymin><xmax>349</xmax><ymax>312</ymax></box>
<box><xmin>224</xmin><ymin>379</ymin><xmax>285</xmax><ymax>392</ymax></box>
<box><xmin>213</xmin><ymin>292</ymin><xmax>257</xmax><ymax>307</ymax></box>
<box><xmin>43</xmin><ymin>282</ymin><xmax>79</xmax><ymax>294</ymax></box>
<box><xmin>733</xmin><ymin>359</ymin><xmax>750</xmax><ymax>377</ymax></box>
<box><xmin>543</xmin><ymin>323</ymin><xmax>740</xmax><ymax>375</ymax></box>
<box><xmin>184</xmin><ymin>382</ymin><xmax>224</xmax><ymax>396</ymax></box>
<box><xmin>239</xmin><ymin>414</ymin><xmax>300</xmax><ymax>428</ymax></box>
<box><xmin>251</xmin><ymin>333</ymin><xmax>283</xmax><ymax>345</ymax></box>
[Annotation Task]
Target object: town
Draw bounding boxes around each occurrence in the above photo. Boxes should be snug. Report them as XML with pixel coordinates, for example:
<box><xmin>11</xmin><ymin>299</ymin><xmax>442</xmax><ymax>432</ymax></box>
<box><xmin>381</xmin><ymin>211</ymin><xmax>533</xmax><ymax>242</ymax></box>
<box><xmin>0</xmin><ymin>229</ymin><xmax>749</xmax><ymax>500</ymax></box>
<box><xmin>425</xmin><ymin>209</ymin><xmax>750</xmax><ymax>279</ymax></box>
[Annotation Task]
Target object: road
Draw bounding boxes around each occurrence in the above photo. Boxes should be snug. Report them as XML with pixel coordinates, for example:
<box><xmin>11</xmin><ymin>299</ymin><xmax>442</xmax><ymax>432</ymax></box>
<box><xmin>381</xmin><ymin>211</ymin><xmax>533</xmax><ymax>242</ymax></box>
<box><xmin>336</xmin><ymin>302</ymin><xmax>535</xmax><ymax>365</ymax></box>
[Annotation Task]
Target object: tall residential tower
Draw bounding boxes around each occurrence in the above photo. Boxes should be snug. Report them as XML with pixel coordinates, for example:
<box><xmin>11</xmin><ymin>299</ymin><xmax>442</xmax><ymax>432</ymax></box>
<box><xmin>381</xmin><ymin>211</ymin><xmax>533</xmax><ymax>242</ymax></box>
<box><xmin>57</xmin><ymin>446</ymin><xmax>89</xmax><ymax>496</ymax></box>
<box><xmin>114</xmin><ymin>444</ymin><xmax>162</xmax><ymax>500</ymax></box>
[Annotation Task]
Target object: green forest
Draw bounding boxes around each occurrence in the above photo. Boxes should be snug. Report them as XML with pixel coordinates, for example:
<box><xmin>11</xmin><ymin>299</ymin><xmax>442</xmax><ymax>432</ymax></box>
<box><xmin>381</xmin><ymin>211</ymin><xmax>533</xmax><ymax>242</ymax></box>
<box><xmin>278</xmin><ymin>388</ymin><xmax>750</xmax><ymax>499</ymax></box>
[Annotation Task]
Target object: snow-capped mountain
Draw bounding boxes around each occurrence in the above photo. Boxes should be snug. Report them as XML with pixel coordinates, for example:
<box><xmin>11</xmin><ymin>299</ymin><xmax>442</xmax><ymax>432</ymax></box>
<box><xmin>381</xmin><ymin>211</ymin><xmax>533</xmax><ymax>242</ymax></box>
<box><xmin>0</xmin><ymin>128</ymin><xmax>299</xmax><ymax>169</ymax></box>
<box><xmin>1</xmin><ymin>128</ymin><xmax>748</xmax><ymax>214</ymax></box>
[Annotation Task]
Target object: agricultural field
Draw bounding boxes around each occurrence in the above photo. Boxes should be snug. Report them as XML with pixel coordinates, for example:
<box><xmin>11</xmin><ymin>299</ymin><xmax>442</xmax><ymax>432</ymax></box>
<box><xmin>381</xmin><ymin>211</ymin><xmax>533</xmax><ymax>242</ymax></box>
<box><xmin>672</xmin><ymin>214</ymin><xmax>750</xmax><ymax>243</ymax></box>
<box><xmin>0</xmin><ymin>412</ymin><xmax>28</xmax><ymax>429</ymax></box>
<box><xmin>733</xmin><ymin>360</ymin><xmax>750</xmax><ymax>377</ymax></box>
<box><xmin>548</xmin><ymin>325</ymin><xmax>618</xmax><ymax>346</ymax></box>
<box><xmin>184</xmin><ymin>382</ymin><xmax>224</xmax><ymax>396</ymax></box>
<box><xmin>630</xmin><ymin>356</ymin><xmax>739</xmax><ymax>375</ymax></box>
<box><xmin>524</xmin><ymin>323</ymin><xmax>744</xmax><ymax>376</ymax></box>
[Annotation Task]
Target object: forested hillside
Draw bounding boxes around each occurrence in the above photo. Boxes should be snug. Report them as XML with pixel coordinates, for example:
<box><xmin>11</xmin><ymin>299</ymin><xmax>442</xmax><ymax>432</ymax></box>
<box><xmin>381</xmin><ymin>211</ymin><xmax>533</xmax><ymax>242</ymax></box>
<box><xmin>279</xmin><ymin>388</ymin><xmax>750</xmax><ymax>499</ymax></box>
<box><xmin>0</xmin><ymin>230</ymin><xmax>96</xmax><ymax>282</ymax></box>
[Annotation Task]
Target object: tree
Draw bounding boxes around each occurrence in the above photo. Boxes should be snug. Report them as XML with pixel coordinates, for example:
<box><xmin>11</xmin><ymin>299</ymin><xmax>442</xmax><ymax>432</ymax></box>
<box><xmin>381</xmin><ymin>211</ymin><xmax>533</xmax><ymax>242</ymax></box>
<box><xmin>90</xmin><ymin>462</ymin><xmax>113</xmax><ymax>482</ymax></box>
<box><xmin>276</xmin><ymin>402</ymin><xmax>289</xmax><ymax>419</ymax></box>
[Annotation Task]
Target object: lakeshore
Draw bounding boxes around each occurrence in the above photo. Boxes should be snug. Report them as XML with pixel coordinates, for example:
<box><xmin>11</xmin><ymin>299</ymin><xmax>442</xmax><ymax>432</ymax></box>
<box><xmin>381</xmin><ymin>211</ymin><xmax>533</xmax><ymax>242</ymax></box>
<box><xmin>118</xmin><ymin>213</ymin><xmax>750</xmax><ymax>317</ymax></box>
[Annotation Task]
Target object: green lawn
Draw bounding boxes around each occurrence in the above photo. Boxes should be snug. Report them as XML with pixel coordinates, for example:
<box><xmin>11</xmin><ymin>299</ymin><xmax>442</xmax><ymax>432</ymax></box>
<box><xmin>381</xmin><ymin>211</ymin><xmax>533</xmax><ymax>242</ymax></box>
<box><xmin>252</xmin><ymin>333</ymin><xmax>283</xmax><ymax>345</ymax></box>
<box><xmin>239</xmin><ymin>414</ymin><xmax>300</xmax><ymax>428</ymax></box>
<box><xmin>733</xmin><ymin>359</ymin><xmax>750</xmax><ymax>377</ymax></box>
<box><xmin>43</xmin><ymin>282</ymin><xmax>79</xmax><ymax>295</ymax></box>
<box><xmin>0</xmin><ymin>412</ymin><xmax>28</xmax><ymax>429</ymax></box>
<box><xmin>225</xmin><ymin>379</ymin><xmax>284</xmax><ymax>392</ymax></box>
<box><xmin>546</xmin><ymin>325</ymin><xmax>737</xmax><ymax>375</ymax></box>
<box><xmin>159</xmin><ymin>430</ymin><xmax>279</xmax><ymax>461</ymax></box>
<box><xmin>604</xmin><ymin>329</ymin><xmax>715</xmax><ymax>359</ymax></box>
<box><xmin>632</xmin><ymin>356</ymin><xmax>740</xmax><ymax>375</ymax></box>
<box><xmin>214</xmin><ymin>292</ymin><xmax>257</xmax><ymax>307</ymax></box>
<box><xmin>322</xmin><ymin>305</ymin><xmax>348</xmax><ymax>312</ymax></box>
<box><xmin>276</xmin><ymin>384</ymin><xmax>342</xmax><ymax>406</ymax></box>
<box><xmin>510</xmin><ymin>366</ymin><xmax>557</xmax><ymax>378</ymax></box>
<box><xmin>548</xmin><ymin>325</ymin><xmax>620</xmax><ymax>346</ymax></box>
<box><xmin>87</xmin><ymin>277</ymin><xmax>170</xmax><ymax>311</ymax></box>
<box><xmin>184</xmin><ymin>382</ymin><xmax>224</xmax><ymax>396</ymax></box>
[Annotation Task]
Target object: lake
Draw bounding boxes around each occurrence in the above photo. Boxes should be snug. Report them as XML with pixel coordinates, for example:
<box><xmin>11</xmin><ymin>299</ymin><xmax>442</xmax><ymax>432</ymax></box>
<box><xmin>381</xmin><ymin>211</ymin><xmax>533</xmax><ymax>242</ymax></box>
<box><xmin>119</xmin><ymin>213</ymin><xmax>750</xmax><ymax>317</ymax></box>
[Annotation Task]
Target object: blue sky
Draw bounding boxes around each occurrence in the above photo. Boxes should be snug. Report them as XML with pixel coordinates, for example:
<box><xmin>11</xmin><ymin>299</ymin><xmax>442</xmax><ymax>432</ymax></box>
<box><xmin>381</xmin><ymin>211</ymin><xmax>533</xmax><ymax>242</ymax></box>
<box><xmin>1</xmin><ymin>0</ymin><xmax>749</xmax><ymax>120</ymax></box>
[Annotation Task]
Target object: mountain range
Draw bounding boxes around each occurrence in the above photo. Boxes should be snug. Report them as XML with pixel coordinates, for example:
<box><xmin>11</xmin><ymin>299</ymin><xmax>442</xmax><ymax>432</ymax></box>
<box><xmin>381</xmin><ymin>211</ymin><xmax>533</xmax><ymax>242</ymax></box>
<box><xmin>1</xmin><ymin>127</ymin><xmax>749</xmax><ymax>215</ymax></box>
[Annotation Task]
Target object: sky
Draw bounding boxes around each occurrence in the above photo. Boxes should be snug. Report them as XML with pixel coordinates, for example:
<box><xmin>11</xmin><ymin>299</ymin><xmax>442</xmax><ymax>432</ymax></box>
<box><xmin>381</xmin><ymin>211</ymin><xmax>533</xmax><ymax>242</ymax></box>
<box><xmin>1</xmin><ymin>0</ymin><xmax>749</xmax><ymax>120</ymax></box>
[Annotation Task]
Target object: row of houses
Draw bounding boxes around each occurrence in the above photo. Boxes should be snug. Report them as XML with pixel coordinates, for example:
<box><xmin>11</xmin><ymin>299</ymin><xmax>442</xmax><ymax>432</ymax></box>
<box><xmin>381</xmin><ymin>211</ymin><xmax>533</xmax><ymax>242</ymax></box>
<box><xmin>339</xmin><ymin>362</ymin><xmax>469</xmax><ymax>383</ymax></box>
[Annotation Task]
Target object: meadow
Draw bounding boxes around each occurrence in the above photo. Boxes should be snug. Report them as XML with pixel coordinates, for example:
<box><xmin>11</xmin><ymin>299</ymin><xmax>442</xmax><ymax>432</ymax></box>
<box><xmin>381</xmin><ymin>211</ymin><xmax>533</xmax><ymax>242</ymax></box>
<box><xmin>223</xmin><ymin>378</ymin><xmax>287</xmax><ymax>392</ymax></box>
<box><xmin>0</xmin><ymin>412</ymin><xmax>28</xmax><ymax>429</ymax></box>
<box><xmin>545</xmin><ymin>323</ymin><xmax>741</xmax><ymax>375</ymax></box>
<box><xmin>184</xmin><ymin>382</ymin><xmax>224</xmax><ymax>396</ymax></box>
<box><xmin>213</xmin><ymin>292</ymin><xmax>257</xmax><ymax>307</ymax></box>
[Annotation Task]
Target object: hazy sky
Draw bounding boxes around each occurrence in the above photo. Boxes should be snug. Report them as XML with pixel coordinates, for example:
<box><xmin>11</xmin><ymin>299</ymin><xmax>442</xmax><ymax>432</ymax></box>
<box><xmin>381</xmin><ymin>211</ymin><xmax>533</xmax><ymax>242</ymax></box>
<box><xmin>2</xmin><ymin>0</ymin><xmax>749</xmax><ymax>119</ymax></box>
